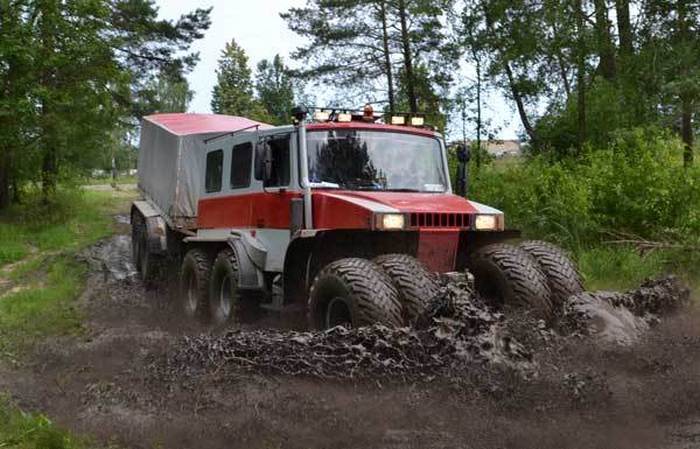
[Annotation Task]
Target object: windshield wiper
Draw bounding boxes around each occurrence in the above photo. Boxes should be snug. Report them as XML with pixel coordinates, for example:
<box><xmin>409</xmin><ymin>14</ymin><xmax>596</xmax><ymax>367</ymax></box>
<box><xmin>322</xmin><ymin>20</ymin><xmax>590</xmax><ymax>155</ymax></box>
<box><xmin>384</xmin><ymin>188</ymin><xmax>423</xmax><ymax>192</ymax></box>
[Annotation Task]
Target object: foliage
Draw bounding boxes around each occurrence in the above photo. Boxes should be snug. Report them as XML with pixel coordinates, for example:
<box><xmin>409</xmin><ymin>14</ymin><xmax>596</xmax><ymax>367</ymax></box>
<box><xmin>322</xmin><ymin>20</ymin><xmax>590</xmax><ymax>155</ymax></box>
<box><xmin>467</xmin><ymin>128</ymin><xmax>700</xmax><ymax>247</ymax></box>
<box><xmin>0</xmin><ymin>189</ymin><xmax>123</xmax><ymax>265</ymax></box>
<box><xmin>255</xmin><ymin>55</ymin><xmax>296</xmax><ymax>125</ymax></box>
<box><xmin>0</xmin><ymin>1</ymin><xmax>211</xmax><ymax>209</ymax></box>
<box><xmin>211</xmin><ymin>39</ymin><xmax>271</xmax><ymax>123</ymax></box>
<box><xmin>282</xmin><ymin>0</ymin><xmax>454</xmax><ymax>116</ymax></box>
<box><xmin>0</xmin><ymin>397</ymin><xmax>89</xmax><ymax>449</ymax></box>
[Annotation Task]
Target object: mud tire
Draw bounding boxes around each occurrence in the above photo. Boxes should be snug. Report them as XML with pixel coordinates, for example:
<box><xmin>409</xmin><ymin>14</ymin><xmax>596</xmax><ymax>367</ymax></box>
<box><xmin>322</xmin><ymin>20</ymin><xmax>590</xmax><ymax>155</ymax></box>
<box><xmin>468</xmin><ymin>243</ymin><xmax>553</xmax><ymax>318</ymax></box>
<box><xmin>131</xmin><ymin>212</ymin><xmax>144</xmax><ymax>272</ymax></box>
<box><xmin>518</xmin><ymin>240</ymin><xmax>584</xmax><ymax>307</ymax></box>
<box><xmin>208</xmin><ymin>248</ymin><xmax>240</xmax><ymax>325</ymax></box>
<box><xmin>131</xmin><ymin>212</ymin><xmax>161</xmax><ymax>284</ymax></box>
<box><xmin>373</xmin><ymin>254</ymin><xmax>439</xmax><ymax>323</ymax></box>
<box><xmin>179</xmin><ymin>248</ymin><xmax>212</xmax><ymax>319</ymax></box>
<box><xmin>308</xmin><ymin>258</ymin><xmax>403</xmax><ymax>330</ymax></box>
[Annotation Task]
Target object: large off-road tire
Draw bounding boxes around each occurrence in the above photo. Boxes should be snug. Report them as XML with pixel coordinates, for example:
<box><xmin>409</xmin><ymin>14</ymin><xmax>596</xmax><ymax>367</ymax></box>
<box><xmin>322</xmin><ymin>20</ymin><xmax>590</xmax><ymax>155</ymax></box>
<box><xmin>518</xmin><ymin>240</ymin><xmax>584</xmax><ymax>307</ymax></box>
<box><xmin>373</xmin><ymin>254</ymin><xmax>439</xmax><ymax>323</ymax></box>
<box><xmin>208</xmin><ymin>248</ymin><xmax>240</xmax><ymax>325</ymax></box>
<box><xmin>131</xmin><ymin>212</ymin><xmax>144</xmax><ymax>272</ymax></box>
<box><xmin>308</xmin><ymin>258</ymin><xmax>403</xmax><ymax>330</ymax></box>
<box><xmin>179</xmin><ymin>248</ymin><xmax>212</xmax><ymax>319</ymax></box>
<box><xmin>131</xmin><ymin>211</ymin><xmax>161</xmax><ymax>283</ymax></box>
<box><xmin>468</xmin><ymin>243</ymin><xmax>553</xmax><ymax>318</ymax></box>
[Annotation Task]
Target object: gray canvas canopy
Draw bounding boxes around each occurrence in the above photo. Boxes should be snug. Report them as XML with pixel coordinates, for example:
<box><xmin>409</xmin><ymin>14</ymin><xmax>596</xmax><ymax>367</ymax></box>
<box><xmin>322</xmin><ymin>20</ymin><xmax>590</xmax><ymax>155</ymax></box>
<box><xmin>138</xmin><ymin>113</ymin><xmax>270</xmax><ymax>223</ymax></box>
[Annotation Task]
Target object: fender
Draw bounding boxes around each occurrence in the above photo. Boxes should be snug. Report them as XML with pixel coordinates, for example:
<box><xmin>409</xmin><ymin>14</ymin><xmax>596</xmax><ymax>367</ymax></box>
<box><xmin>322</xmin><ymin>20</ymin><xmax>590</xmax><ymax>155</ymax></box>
<box><xmin>227</xmin><ymin>236</ymin><xmax>265</xmax><ymax>291</ymax></box>
<box><xmin>131</xmin><ymin>200</ymin><xmax>167</xmax><ymax>255</ymax></box>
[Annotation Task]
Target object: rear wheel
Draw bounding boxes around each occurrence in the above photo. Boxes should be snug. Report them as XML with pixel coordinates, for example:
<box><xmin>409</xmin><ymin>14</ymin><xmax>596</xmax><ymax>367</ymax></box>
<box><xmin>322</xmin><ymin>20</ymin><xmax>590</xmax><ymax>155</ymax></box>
<box><xmin>209</xmin><ymin>248</ymin><xmax>240</xmax><ymax>325</ymax></box>
<box><xmin>468</xmin><ymin>243</ymin><xmax>553</xmax><ymax>318</ymax></box>
<box><xmin>131</xmin><ymin>213</ymin><xmax>144</xmax><ymax>272</ymax></box>
<box><xmin>308</xmin><ymin>258</ymin><xmax>403</xmax><ymax>330</ymax></box>
<box><xmin>373</xmin><ymin>254</ymin><xmax>439</xmax><ymax>323</ymax></box>
<box><xmin>179</xmin><ymin>248</ymin><xmax>211</xmax><ymax>319</ymax></box>
<box><xmin>518</xmin><ymin>240</ymin><xmax>584</xmax><ymax>307</ymax></box>
<box><xmin>131</xmin><ymin>212</ymin><xmax>160</xmax><ymax>283</ymax></box>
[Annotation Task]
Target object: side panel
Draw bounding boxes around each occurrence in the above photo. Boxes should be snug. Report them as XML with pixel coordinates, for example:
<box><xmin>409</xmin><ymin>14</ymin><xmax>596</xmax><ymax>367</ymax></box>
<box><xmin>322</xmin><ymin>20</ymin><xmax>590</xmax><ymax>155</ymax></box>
<box><xmin>198</xmin><ymin>191</ymin><xmax>303</xmax><ymax>229</ymax></box>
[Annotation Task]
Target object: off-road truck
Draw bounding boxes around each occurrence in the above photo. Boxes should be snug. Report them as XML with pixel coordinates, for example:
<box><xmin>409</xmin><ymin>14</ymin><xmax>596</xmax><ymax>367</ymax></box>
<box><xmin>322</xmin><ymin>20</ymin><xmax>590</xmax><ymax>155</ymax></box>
<box><xmin>131</xmin><ymin>108</ymin><xmax>583</xmax><ymax>329</ymax></box>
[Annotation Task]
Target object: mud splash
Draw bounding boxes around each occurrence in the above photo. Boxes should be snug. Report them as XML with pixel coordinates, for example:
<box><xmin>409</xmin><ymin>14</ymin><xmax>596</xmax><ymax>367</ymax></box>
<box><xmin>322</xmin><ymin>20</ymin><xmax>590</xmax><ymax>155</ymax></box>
<box><xmin>82</xmin><ymin>235</ymin><xmax>138</xmax><ymax>282</ymax></box>
<box><xmin>562</xmin><ymin>277</ymin><xmax>690</xmax><ymax>346</ymax></box>
<box><xmin>157</xmin><ymin>275</ymin><xmax>690</xmax><ymax>383</ymax></box>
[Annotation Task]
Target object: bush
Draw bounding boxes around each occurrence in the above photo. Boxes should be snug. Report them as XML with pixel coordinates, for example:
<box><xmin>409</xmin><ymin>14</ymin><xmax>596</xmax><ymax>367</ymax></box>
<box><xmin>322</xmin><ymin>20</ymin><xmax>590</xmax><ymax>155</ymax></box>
<box><xmin>466</xmin><ymin>127</ymin><xmax>700</xmax><ymax>247</ymax></box>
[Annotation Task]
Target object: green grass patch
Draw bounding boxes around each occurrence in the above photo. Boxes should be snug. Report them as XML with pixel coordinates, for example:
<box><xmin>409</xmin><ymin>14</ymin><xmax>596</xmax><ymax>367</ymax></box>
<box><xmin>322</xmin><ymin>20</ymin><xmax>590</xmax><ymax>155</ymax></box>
<box><xmin>0</xmin><ymin>257</ymin><xmax>86</xmax><ymax>359</ymax></box>
<box><xmin>0</xmin><ymin>189</ymin><xmax>126</xmax><ymax>266</ymax></box>
<box><xmin>0</xmin><ymin>396</ymin><xmax>89</xmax><ymax>449</ymax></box>
<box><xmin>576</xmin><ymin>246</ymin><xmax>669</xmax><ymax>291</ymax></box>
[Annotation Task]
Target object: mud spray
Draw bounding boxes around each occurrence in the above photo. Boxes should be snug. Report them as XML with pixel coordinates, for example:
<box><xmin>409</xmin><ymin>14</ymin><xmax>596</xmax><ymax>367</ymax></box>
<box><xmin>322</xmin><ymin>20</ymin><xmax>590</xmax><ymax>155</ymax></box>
<box><xmin>155</xmin><ymin>272</ymin><xmax>690</xmax><ymax>382</ymax></box>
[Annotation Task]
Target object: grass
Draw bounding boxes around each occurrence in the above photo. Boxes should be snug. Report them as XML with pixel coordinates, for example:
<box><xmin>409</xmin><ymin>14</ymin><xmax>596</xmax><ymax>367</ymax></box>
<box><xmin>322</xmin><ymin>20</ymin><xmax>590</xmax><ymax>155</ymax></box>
<box><xmin>0</xmin><ymin>186</ymin><xmax>133</xmax><ymax>449</ymax></box>
<box><xmin>82</xmin><ymin>175</ymin><xmax>137</xmax><ymax>186</ymax></box>
<box><xmin>0</xmin><ymin>396</ymin><xmax>89</xmax><ymax>449</ymax></box>
<box><xmin>0</xmin><ymin>257</ymin><xmax>86</xmax><ymax>359</ymax></box>
<box><xmin>576</xmin><ymin>246</ymin><xmax>669</xmax><ymax>291</ymax></box>
<box><xmin>0</xmin><ymin>188</ymin><xmax>131</xmax><ymax>266</ymax></box>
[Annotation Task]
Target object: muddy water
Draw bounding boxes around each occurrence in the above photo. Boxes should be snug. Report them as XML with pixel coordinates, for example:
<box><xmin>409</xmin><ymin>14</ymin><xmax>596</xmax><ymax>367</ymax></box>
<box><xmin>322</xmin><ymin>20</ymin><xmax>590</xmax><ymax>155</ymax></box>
<box><xmin>0</xmin><ymin>217</ymin><xmax>698</xmax><ymax>449</ymax></box>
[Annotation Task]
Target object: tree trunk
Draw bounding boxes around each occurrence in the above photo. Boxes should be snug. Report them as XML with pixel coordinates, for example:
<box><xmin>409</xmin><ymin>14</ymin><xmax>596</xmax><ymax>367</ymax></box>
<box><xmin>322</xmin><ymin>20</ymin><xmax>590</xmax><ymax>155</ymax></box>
<box><xmin>397</xmin><ymin>0</ymin><xmax>417</xmax><ymax>113</ymax></box>
<box><xmin>681</xmin><ymin>98</ymin><xmax>694</xmax><ymax>166</ymax></box>
<box><xmin>503</xmin><ymin>61</ymin><xmax>538</xmax><ymax>144</ymax></box>
<box><xmin>576</xmin><ymin>0</ymin><xmax>587</xmax><ymax>151</ymax></box>
<box><xmin>594</xmin><ymin>0</ymin><xmax>616</xmax><ymax>81</ymax></box>
<box><xmin>677</xmin><ymin>0</ymin><xmax>693</xmax><ymax>167</ymax></box>
<box><xmin>39</xmin><ymin>0</ymin><xmax>59</xmax><ymax>202</ymax></box>
<box><xmin>0</xmin><ymin>151</ymin><xmax>10</xmax><ymax>210</ymax></box>
<box><xmin>378</xmin><ymin>1</ymin><xmax>395</xmax><ymax>113</ymax></box>
<box><xmin>615</xmin><ymin>0</ymin><xmax>633</xmax><ymax>60</ymax></box>
<box><xmin>474</xmin><ymin>52</ymin><xmax>482</xmax><ymax>168</ymax></box>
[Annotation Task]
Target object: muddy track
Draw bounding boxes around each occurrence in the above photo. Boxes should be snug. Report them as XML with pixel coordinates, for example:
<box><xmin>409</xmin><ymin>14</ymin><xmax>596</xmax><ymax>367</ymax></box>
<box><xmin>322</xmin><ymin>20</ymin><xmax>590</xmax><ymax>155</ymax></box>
<box><xmin>1</xmin><ymin>218</ymin><xmax>699</xmax><ymax>449</ymax></box>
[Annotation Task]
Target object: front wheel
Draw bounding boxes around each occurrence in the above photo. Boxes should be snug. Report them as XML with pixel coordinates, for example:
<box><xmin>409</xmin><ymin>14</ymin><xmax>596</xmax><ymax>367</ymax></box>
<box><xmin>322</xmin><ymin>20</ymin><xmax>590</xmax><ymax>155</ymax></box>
<box><xmin>308</xmin><ymin>258</ymin><xmax>403</xmax><ymax>330</ymax></box>
<box><xmin>208</xmin><ymin>248</ymin><xmax>240</xmax><ymax>325</ymax></box>
<box><xmin>468</xmin><ymin>243</ymin><xmax>553</xmax><ymax>319</ymax></box>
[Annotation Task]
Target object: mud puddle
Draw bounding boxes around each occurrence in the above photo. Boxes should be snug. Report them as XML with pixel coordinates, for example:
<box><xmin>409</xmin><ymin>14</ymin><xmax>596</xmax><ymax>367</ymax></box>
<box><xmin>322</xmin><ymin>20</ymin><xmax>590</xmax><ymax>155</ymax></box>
<box><xmin>0</xmin><ymin>221</ymin><xmax>698</xmax><ymax>449</ymax></box>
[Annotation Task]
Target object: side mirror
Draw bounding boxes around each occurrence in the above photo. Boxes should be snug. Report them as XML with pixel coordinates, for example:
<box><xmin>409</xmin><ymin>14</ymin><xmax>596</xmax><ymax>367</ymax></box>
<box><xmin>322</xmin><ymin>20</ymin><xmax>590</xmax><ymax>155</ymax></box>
<box><xmin>254</xmin><ymin>142</ymin><xmax>268</xmax><ymax>181</ymax></box>
<box><xmin>263</xmin><ymin>146</ymin><xmax>273</xmax><ymax>183</ymax></box>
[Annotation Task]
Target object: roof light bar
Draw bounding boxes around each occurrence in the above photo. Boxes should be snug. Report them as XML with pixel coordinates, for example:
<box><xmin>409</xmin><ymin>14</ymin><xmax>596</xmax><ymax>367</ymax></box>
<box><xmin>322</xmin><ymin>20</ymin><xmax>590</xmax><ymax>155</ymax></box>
<box><xmin>337</xmin><ymin>112</ymin><xmax>352</xmax><ymax>122</ymax></box>
<box><xmin>313</xmin><ymin>110</ymin><xmax>331</xmax><ymax>122</ymax></box>
<box><xmin>391</xmin><ymin>116</ymin><xmax>406</xmax><ymax>125</ymax></box>
<box><xmin>411</xmin><ymin>116</ymin><xmax>425</xmax><ymax>126</ymax></box>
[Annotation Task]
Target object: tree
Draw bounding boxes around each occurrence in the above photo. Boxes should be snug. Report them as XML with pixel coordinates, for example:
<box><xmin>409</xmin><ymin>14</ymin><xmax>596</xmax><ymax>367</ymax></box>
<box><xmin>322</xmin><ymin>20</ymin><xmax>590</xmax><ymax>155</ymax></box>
<box><xmin>282</xmin><ymin>0</ymin><xmax>454</xmax><ymax>117</ymax></box>
<box><xmin>0</xmin><ymin>0</ymin><xmax>211</xmax><ymax>207</ymax></box>
<box><xmin>255</xmin><ymin>55</ymin><xmax>295</xmax><ymax>125</ymax></box>
<box><xmin>211</xmin><ymin>39</ymin><xmax>267</xmax><ymax>121</ymax></box>
<box><xmin>139</xmin><ymin>74</ymin><xmax>194</xmax><ymax>115</ymax></box>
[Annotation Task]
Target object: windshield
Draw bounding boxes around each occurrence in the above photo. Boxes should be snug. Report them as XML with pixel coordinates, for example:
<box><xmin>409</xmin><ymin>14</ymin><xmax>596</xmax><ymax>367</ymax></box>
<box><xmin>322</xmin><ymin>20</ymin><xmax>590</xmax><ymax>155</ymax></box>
<box><xmin>306</xmin><ymin>130</ymin><xmax>447</xmax><ymax>192</ymax></box>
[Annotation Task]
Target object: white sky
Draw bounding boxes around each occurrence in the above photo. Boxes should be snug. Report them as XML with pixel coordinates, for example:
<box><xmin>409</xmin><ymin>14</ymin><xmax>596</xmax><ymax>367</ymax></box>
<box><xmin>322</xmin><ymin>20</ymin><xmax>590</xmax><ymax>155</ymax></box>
<box><xmin>154</xmin><ymin>0</ymin><xmax>519</xmax><ymax>140</ymax></box>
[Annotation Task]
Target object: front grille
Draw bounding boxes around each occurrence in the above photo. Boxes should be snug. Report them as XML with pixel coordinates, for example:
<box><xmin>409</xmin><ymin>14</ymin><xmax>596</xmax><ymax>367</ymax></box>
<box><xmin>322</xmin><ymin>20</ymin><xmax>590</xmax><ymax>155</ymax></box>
<box><xmin>409</xmin><ymin>212</ymin><xmax>471</xmax><ymax>228</ymax></box>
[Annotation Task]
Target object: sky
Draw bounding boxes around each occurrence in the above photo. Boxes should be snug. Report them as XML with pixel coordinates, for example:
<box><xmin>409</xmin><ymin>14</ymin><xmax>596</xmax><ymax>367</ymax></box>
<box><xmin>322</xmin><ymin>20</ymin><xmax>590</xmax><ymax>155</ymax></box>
<box><xmin>154</xmin><ymin>0</ymin><xmax>519</xmax><ymax>140</ymax></box>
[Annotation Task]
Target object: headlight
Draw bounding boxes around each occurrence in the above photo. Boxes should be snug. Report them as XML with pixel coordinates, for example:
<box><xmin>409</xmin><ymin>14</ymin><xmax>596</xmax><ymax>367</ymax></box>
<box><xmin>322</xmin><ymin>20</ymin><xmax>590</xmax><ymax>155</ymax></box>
<box><xmin>375</xmin><ymin>213</ymin><xmax>406</xmax><ymax>230</ymax></box>
<box><xmin>474</xmin><ymin>214</ymin><xmax>500</xmax><ymax>231</ymax></box>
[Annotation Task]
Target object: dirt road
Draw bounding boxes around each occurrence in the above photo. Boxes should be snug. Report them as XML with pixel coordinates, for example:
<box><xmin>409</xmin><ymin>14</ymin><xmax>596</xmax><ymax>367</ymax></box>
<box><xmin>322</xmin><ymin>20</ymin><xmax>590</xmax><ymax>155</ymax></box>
<box><xmin>1</xmin><ymin>216</ymin><xmax>699</xmax><ymax>449</ymax></box>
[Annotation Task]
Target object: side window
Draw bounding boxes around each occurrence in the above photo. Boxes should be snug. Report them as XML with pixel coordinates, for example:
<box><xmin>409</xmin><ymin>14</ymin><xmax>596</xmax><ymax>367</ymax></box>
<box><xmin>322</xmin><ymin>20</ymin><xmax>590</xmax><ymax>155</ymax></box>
<box><xmin>255</xmin><ymin>135</ymin><xmax>291</xmax><ymax>187</ymax></box>
<box><xmin>205</xmin><ymin>149</ymin><xmax>223</xmax><ymax>193</ymax></box>
<box><xmin>230</xmin><ymin>142</ymin><xmax>253</xmax><ymax>189</ymax></box>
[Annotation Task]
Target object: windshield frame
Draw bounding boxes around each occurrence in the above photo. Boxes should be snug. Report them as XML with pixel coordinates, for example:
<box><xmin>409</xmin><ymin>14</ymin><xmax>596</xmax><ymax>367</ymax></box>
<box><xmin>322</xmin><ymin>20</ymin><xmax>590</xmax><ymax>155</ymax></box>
<box><xmin>300</xmin><ymin>128</ymin><xmax>451</xmax><ymax>194</ymax></box>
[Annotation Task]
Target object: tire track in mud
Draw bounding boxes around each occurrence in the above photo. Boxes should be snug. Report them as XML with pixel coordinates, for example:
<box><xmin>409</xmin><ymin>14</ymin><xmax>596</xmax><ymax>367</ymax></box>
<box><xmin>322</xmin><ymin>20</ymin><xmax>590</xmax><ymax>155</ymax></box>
<box><xmin>0</xmin><ymin>217</ymin><xmax>698</xmax><ymax>449</ymax></box>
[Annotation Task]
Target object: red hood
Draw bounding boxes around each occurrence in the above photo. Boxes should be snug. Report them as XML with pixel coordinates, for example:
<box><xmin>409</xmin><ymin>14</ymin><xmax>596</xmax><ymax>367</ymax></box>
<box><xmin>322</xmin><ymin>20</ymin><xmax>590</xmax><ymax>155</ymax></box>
<box><xmin>311</xmin><ymin>190</ymin><xmax>490</xmax><ymax>230</ymax></box>
<box><xmin>324</xmin><ymin>191</ymin><xmax>478</xmax><ymax>213</ymax></box>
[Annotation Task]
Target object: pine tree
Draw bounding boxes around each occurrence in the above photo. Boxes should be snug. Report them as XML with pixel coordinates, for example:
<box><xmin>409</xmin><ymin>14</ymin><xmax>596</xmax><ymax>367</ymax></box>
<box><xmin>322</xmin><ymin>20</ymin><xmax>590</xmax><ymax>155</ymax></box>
<box><xmin>255</xmin><ymin>55</ymin><xmax>295</xmax><ymax>125</ymax></box>
<box><xmin>211</xmin><ymin>39</ymin><xmax>266</xmax><ymax>120</ymax></box>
